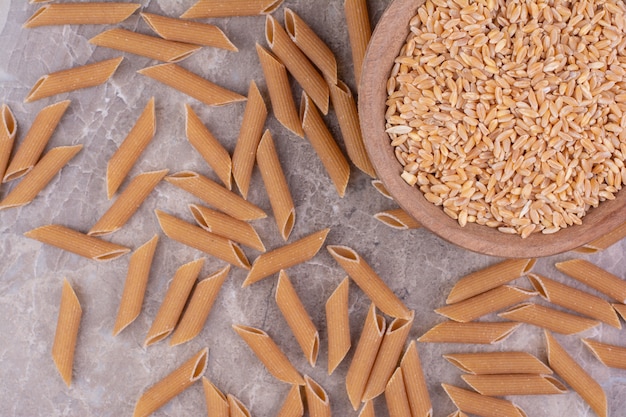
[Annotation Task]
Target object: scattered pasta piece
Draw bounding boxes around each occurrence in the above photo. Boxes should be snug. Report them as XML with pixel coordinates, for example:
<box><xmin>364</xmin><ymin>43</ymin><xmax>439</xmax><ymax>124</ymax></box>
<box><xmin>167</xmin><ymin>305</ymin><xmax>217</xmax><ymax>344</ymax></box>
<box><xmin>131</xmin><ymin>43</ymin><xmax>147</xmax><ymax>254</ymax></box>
<box><xmin>443</xmin><ymin>351</ymin><xmax>553</xmax><ymax>375</ymax></box>
<box><xmin>358</xmin><ymin>400</ymin><xmax>375</xmax><ymax>417</ymax></box>
<box><xmin>52</xmin><ymin>278</ymin><xmax>82</xmax><ymax>387</ymax></box>
<box><xmin>228</xmin><ymin>394</ymin><xmax>252</xmax><ymax>417</ymax></box>
<box><xmin>556</xmin><ymin>259</ymin><xmax>626</xmax><ymax>304</ymax></box>
<box><xmin>277</xmin><ymin>385</ymin><xmax>303</xmax><ymax>417</ymax></box>
<box><xmin>190</xmin><ymin>204</ymin><xmax>265</xmax><ymax>252</ymax></box>
<box><xmin>418</xmin><ymin>321</ymin><xmax>521</xmax><ymax>344</ymax></box>
<box><xmin>442</xmin><ymin>384</ymin><xmax>526</xmax><ymax>417</ymax></box>
<box><xmin>326</xmin><ymin>277</ymin><xmax>350</xmax><ymax>375</ymax></box>
<box><xmin>499</xmin><ymin>303</ymin><xmax>600</xmax><ymax>335</ymax></box>
<box><xmin>202</xmin><ymin>377</ymin><xmax>229</xmax><ymax>417</ymax></box>
<box><xmin>400</xmin><ymin>341</ymin><xmax>432</xmax><ymax>417</ymax></box>
<box><xmin>385</xmin><ymin>367</ymin><xmax>412</xmax><ymax>417</ymax></box>
<box><xmin>24</xmin><ymin>3</ymin><xmax>140</xmax><ymax>28</ymax></box>
<box><xmin>461</xmin><ymin>374</ymin><xmax>567</xmax><ymax>396</ymax></box>
<box><xmin>371</xmin><ymin>179</ymin><xmax>393</xmax><ymax>199</ymax></box>
<box><xmin>0</xmin><ymin>104</ymin><xmax>17</xmax><ymax>182</ymax></box>
<box><xmin>582</xmin><ymin>339</ymin><xmax>626</xmax><ymax>370</ymax></box>
<box><xmin>304</xmin><ymin>375</ymin><xmax>331</xmax><ymax>417</ymax></box>
<box><xmin>181</xmin><ymin>0</ymin><xmax>283</xmax><ymax>18</ymax></box>
<box><xmin>344</xmin><ymin>0</ymin><xmax>371</xmax><ymax>87</ymax></box>
<box><xmin>614</xmin><ymin>303</ymin><xmax>626</xmax><ymax>321</ymax></box>
<box><xmin>574</xmin><ymin>221</ymin><xmax>626</xmax><ymax>253</ymax></box>
<box><xmin>374</xmin><ymin>208</ymin><xmax>421</xmax><ymax>230</ymax></box>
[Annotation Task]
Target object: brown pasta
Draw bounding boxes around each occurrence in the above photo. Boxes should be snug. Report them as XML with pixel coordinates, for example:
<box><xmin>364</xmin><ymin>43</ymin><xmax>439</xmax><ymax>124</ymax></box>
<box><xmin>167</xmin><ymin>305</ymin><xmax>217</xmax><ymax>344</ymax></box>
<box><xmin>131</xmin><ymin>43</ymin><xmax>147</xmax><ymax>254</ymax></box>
<box><xmin>614</xmin><ymin>303</ymin><xmax>626</xmax><ymax>321</ymax></box>
<box><xmin>0</xmin><ymin>104</ymin><xmax>16</xmax><ymax>182</ymax></box>
<box><xmin>400</xmin><ymin>341</ymin><xmax>432</xmax><ymax>417</ymax></box>
<box><xmin>190</xmin><ymin>204</ymin><xmax>265</xmax><ymax>252</ymax></box>
<box><xmin>358</xmin><ymin>401</ymin><xmax>375</xmax><ymax>417</ymax></box>
<box><xmin>277</xmin><ymin>385</ymin><xmax>304</xmax><ymax>417</ymax></box>
<box><xmin>385</xmin><ymin>367</ymin><xmax>412</xmax><ymax>417</ymax></box>
<box><xmin>304</xmin><ymin>376</ymin><xmax>331</xmax><ymax>417</ymax></box>
<box><xmin>228</xmin><ymin>394</ymin><xmax>252</xmax><ymax>417</ymax></box>
<box><xmin>582</xmin><ymin>338</ymin><xmax>626</xmax><ymax>370</ymax></box>
<box><xmin>461</xmin><ymin>374</ymin><xmax>567</xmax><ymax>396</ymax></box>
<box><xmin>344</xmin><ymin>0</ymin><xmax>371</xmax><ymax>87</ymax></box>
<box><xmin>181</xmin><ymin>0</ymin><xmax>284</xmax><ymax>18</ymax></box>
<box><xmin>326</xmin><ymin>277</ymin><xmax>351</xmax><ymax>375</ymax></box>
<box><xmin>418</xmin><ymin>321</ymin><xmax>521</xmax><ymax>344</ymax></box>
<box><xmin>441</xmin><ymin>384</ymin><xmax>526</xmax><ymax>417</ymax></box>
<box><xmin>202</xmin><ymin>377</ymin><xmax>229</xmax><ymax>417</ymax></box>
<box><xmin>372</xmin><ymin>179</ymin><xmax>393</xmax><ymax>200</ymax></box>
<box><xmin>556</xmin><ymin>259</ymin><xmax>626</xmax><ymax>303</ymax></box>
<box><xmin>24</xmin><ymin>3</ymin><xmax>140</xmax><ymax>27</ymax></box>
<box><xmin>374</xmin><ymin>208</ymin><xmax>421</xmax><ymax>230</ymax></box>
<box><xmin>443</xmin><ymin>351</ymin><xmax>553</xmax><ymax>375</ymax></box>
<box><xmin>499</xmin><ymin>303</ymin><xmax>600</xmax><ymax>335</ymax></box>
<box><xmin>52</xmin><ymin>278</ymin><xmax>82</xmax><ymax>387</ymax></box>
<box><xmin>574</xmin><ymin>221</ymin><xmax>626</xmax><ymax>253</ymax></box>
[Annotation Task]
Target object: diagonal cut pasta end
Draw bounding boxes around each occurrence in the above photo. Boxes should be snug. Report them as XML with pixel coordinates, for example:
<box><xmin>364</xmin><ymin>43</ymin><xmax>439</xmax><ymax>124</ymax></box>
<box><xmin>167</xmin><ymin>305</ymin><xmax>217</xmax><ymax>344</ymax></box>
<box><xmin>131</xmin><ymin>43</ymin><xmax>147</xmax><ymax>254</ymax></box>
<box><xmin>1</xmin><ymin>103</ymin><xmax>16</xmax><ymax>140</ymax></box>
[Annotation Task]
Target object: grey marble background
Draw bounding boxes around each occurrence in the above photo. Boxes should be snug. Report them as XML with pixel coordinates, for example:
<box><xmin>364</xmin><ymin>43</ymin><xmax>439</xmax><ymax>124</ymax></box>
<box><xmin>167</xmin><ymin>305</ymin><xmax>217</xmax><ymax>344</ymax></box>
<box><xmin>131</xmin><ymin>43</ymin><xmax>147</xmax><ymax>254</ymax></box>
<box><xmin>0</xmin><ymin>1</ymin><xmax>625</xmax><ymax>416</ymax></box>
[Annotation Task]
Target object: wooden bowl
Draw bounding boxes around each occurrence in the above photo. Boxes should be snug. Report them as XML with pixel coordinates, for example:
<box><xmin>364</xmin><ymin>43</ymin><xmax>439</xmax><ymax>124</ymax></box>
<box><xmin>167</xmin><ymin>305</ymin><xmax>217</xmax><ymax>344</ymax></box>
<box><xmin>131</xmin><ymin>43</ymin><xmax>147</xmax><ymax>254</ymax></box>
<box><xmin>358</xmin><ymin>0</ymin><xmax>626</xmax><ymax>258</ymax></box>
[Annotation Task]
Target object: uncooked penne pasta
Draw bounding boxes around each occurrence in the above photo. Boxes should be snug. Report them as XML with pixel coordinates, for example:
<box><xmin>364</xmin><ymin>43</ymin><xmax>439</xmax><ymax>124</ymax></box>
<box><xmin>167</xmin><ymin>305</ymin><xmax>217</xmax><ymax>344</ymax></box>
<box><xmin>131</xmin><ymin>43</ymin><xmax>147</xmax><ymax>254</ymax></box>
<box><xmin>266</xmin><ymin>15</ymin><xmax>329</xmax><ymax>114</ymax></box>
<box><xmin>446</xmin><ymin>258</ymin><xmax>536</xmax><ymax>304</ymax></box>
<box><xmin>24</xmin><ymin>224</ymin><xmax>130</xmax><ymax>261</ymax></box>
<box><xmin>256</xmin><ymin>44</ymin><xmax>303</xmax><ymax>137</ymax></box>
<box><xmin>304</xmin><ymin>376</ymin><xmax>331</xmax><ymax>417</ymax></box>
<box><xmin>144</xmin><ymin>258</ymin><xmax>205</xmax><ymax>346</ymax></box>
<box><xmin>257</xmin><ymin>130</ymin><xmax>295</xmax><ymax>241</ymax></box>
<box><xmin>499</xmin><ymin>303</ymin><xmax>600</xmax><ymax>335</ymax></box>
<box><xmin>277</xmin><ymin>385</ymin><xmax>304</xmax><ymax>417</ymax></box>
<box><xmin>0</xmin><ymin>145</ymin><xmax>82</xmax><ymax>210</ymax></box>
<box><xmin>443</xmin><ymin>351</ymin><xmax>553</xmax><ymax>375</ymax></box>
<box><xmin>25</xmin><ymin>56</ymin><xmax>123</xmax><ymax>103</ymax></box>
<box><xmin>556</xmin><ymin>259</ymin><xmax>626</xmax><ymax>303</ymax></box>
<box><xmin>372</xmin><ymin>179</ymin><xmax>393</xmax><ymax>199</ymax></box>
<box><xmin>326</xmin><ymin>277</ymin><xmax>350</xmax><ymax>375</ymax></box>
<box><xmin>112</xmin><ymin>235</ymin><xmax>159</xmax><ymax>336</ymax></box>
<box><xmin>3</xmin><ymin>99</ymin><xmax>70</xmax><ymax>182</ymax></box>
<box><xmin>133</xmin><ymin>348</ymin><xmax>208</xmax><ymax>417</ymax></box>
<box><xmin>228</xmin><ymin>394</ymin><xmax>252</xmax><ymax>417</ymax></box>
<box><xmin>614</xmin><ymin>303</ymin><xmax>626</xmax><ymax>321</ymax></box>
<box><xmin>242</xmin><ymin>228</ymin><xmax>329</xmax><ymax>287</ymax></box>
<box><xmin>232</xmin><ymin>80</ymin><xmax>267</xmax><ymax>199</ymax></box>
<box><xmin>190</xmin><ymin>204</ymin><xmax>265</xmax><ymax>252</ymax></box>
<box><xmin>185</xmin><ymin>103</ymin><xmax>232</xmax><ymax>189</ymax></box>
<box><xmin>462</xmin><ymin>374</ymin><xmax>567</xmax><ymax>396</ymax></box>
<box><xmin>344</xmin><ymin>0</ymin><xmax>371</xmax><ymax>87</ymax></box>
<box><xmin>545</xmin><ymin>331</ymin><xmax>607</xmax><ymax>417</ymax></box>
<box><xmin>155</xmin><ymin>210</ymin><xmax>250</xmax><ymax>269</ymax></box>
<box><xmin>301</xmin><ymin>93</ymin><xmax>350</xmax><ymax>197</ymax></box>
<box><xmin>181</xmin><ymin>0</ymin><xmax>284</xmax><ymax>18</ymax></box>
<box><xmin>52</xmin><ymin>278</ymin><xmax>82</xmax><ymax>387</ymax></box>
<box><xmin>574</xmin><ymin>221</ymin><xmax>626</xmax><ymax>253</ymax></box>
<box><xmin>169</xmin><ymin>265</ymin><xmax>230</xmax><ymax>346</ymax></box>
<box><xmin>0</xmin><ymin>104</ymin><xmax>17</xmax><ymax>182</ymax></box>
<box><xmin>327</xmin><ymin>245</ymin><xmax>411</xmax><ymax>319</ymax></box>
<box><xmin>441</xmin><ymin>384</ymin><xmax>526</xmax><ymax>417</ymax></box>
<box><xmin>583</xmin><ymin>338</ymin><xmax>626</xmax><ymax>370</ymax></box>
<box><xmin>418</xmin><ymin>321</ymin><xmax>521</xmax><ymax>344</ymax></box>
<box><xmin>374</xmin><ymin>208</ymin><xmax>420</xmax><ymax>230</ymax></box>
<box><xmin>358</xmin><ymin>401</ymin><xmax>375</xmax><ymax>417</ymax></box>
<box><xmin>385</xmin><ymin>368</ymin><xmax>411</xmax><ymax>417</ymax></box>
<box><xmin>165</xmin><ymin>171</ymin><xmax>266</xmax><ymax>221</ymax></box>
<box><xmin>106</xmin><ymin>97</ymin><xmax>156</xmax><ymax>199</ymax></box>
<box><xmin>202</xmin><ymin>377</ymin><xmax>229</xmax><ymax>417</ymax></box>
<box><xmin>400</xmin><ymin>341</ymin><xmax>432</xmax><ymax>417</ymax></box>
<box><xmin>232</xmin><ymin>324</ymin><xmax>304</xmax><ymax>385</ymax></box>
<box><xmin>90</xmin><ymin>169</ymin><xmax>167</xmax><ymax>236</ymax></box>
<box><xmin>141</xmin><ymin>13</ymin><xmax>237</xmax><ymax>51</ymax></box>
<box><xmin>138</xmin><ymin>63</ymin><xmax>246</xmax><ymax>106</ymax></box>
<box><xmin>24</xmin><ymin>3</ymin><xmax>140</xmax><ymax>27</ymax></box>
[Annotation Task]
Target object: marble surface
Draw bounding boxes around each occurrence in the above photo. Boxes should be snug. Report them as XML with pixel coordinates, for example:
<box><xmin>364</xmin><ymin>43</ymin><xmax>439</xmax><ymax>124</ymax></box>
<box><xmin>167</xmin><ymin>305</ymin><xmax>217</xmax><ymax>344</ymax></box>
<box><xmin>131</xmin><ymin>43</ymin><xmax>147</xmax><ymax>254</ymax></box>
<box><xmin>0</xmin><ymin>1</ymin><xmax>625</xmax><ymax>416</ymax></box>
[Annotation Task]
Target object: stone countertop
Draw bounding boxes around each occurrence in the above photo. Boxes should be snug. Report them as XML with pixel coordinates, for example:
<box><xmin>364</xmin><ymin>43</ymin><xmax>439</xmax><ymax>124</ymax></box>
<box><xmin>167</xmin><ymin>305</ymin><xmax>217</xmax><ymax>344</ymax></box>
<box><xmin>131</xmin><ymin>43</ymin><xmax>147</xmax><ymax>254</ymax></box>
<box><xmin>0</xmin><ymin>1</ymin><xmax>625</xmax><ymax>416</ymax></box>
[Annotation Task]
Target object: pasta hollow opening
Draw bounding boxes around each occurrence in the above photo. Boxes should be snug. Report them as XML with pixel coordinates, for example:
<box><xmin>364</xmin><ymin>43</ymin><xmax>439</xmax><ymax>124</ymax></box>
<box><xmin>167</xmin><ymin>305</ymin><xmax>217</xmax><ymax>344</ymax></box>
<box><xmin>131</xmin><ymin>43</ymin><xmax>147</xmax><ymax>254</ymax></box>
<box><xmin>376</xmin><ymin>213</ymin><xmax>405</xmax><ymax>228</ymax></box>
<box><xmin>494</xmin><ymin>324</ymin><xmax>520</xmax><ymax>343</ymax></box>
<box><xmin>25</xmin><ymin>76</ymin><xmax>48</xmax><ymax>103</ymax></box>
<box><xmin>192</xmin><ymin>350</ymin><xmax>209</xmax><ymax>380</ymax></box>
<box><xmin>233</xmin><ymin>244</ymin><xmax>251</xmax><ymax>269</ymax></box>
<box><xmin>284</xmin><ymin>9</ymin><xmax>296</xmax><ymax>37</ymax></box>
<box><xmin>524</xmin><ymin>259</ymin><xmax>537</xmax><ymax>273</ymax></box>
<box><xmin>235</xmin><ymin>324</ymin><xmax>263</xmax><ymax>335</ymax></box>
<box><xmin>4</xmin><ymin>167</ymin><xmax>30</xmax><ymax>182</ymax></box>
<box><xmin>311</xmin><ymin>334</ymin><xmax>319</xmax><ymax>364</ymax></box>
<box><xmin>375</xmin><ymin>313</ymin><xmax>385</xmax><ymax>332</ymax></box>
<box><xmin>263</xmin><ymin>0</ymin><xmax>283</xmax><ymax>14</ymax></box>
<box><xmin>189</xmin><ymin>205</ymin><xmax>208</xmax><ymax>228</ymax></box>
<box><xmin>299</xmin><ymin>94</ymin><xmax>307</xmax><ymax>121</ymax></box>
<box><xmin>528</xmin><ymin>274</ymin><xmax>548</xmax><ymax>298</ymax></box>
<box><xmin>329</xmin><ymin>245</ymin><xmax>358</xmax><ymax>261</ymax></box>
<box><xmin>390</xmin><ymin>317</ymin><xmax>411</xmax><ymax>332</ymax></box>
<box><xmin>545</xmin><ymin>376</ymin><xmax>567</xmax><ymax>392</ymax></box>
<box><xmin>307</xmin><ymin>377</ymin><xmax>327</xmax><ymax>401</ymax></box>
<box><xmin>171</xmin><ymin>50</ymin><xmax>199</xmax><ymax>62</ymax></box>
<box><xmin>265</xmin><ymin>16</ymin><xmax>275</xmax><ymax>47</ymax></box>
<box><xmin>442</xmin><ymin>356</ymin><xmax>472</xmax><ymax>373</ymax></box>
<box><xmin>169</xmin><ymin>171</ymin><xmax>197</xmax><ymax>179</ymax></box>
<box><xmin>282</xmin><ymin>211</ymin><xmax>295</xmax><ymax>239</ymax></box>
<box><xmin>2</xmin><ymin>106</ymin><xmax>16</xmax><ymax>135</ymax></box>
<box><xmin>96</xmin><ymin>250</ymin><xmax>130</xmax><ymax>261</ymax></box>
<box><xmin>146</xmin><ymin>330</ymin><xmax>171</xmax><ymax>346</ymax></box>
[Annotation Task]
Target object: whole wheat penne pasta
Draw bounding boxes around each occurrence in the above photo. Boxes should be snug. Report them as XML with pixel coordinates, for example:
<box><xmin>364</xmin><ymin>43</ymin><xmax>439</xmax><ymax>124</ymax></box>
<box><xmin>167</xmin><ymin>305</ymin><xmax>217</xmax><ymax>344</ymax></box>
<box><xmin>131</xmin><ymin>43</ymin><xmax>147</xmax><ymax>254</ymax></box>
<box><xmin>574</xmin><ymin>221</ymin><xmax>626</xmax><ymax>253</ymax></box>
<box><xmin>106</xmin><ymin>97</ymin><xmax>156</xmax><ymax>199</ymax></box>
<box><xmin>228</xmin><ymin>394</ymin><xmax>252</xmax><ymax>417</ymax></box>
<box><xmin>232</xmin><ymin>324</ymin><xmax>304</xmax><ymax>385</ymax></box>
<box><xmin>266</xmin><ymin>15</ymin><xmax>329</xmax><ymax>114</ymax></box>
<box><xmin>344</xmin><ymin>0</ymin><xmax>371</xmax><ymax>87</ymax></box>
<box><xmin>499</xmin><ymin>303</ymin><xmax>600</xmax><ymax>335</ymax></box>
<box><xmin>443</xmin><ymin>352</ymin><xmax>553</xmax><ymax>375</ymax></box>
<box><xmin>374</xmin><ymin>209</ymin><xmax>421</xmax><ymax>230</ymax></box>
<box><xmin>155</xmin><ymin>209</ymin><xmax>250</xmax><ymax>269</ymax></box>
<box><xmin>277</xmin><ymin>385</ymin><xmax>304</xmax><ymax>417</ymax></box>
<box><xmin>327</xmin><ymin>245</ymin><xmax>410</xmax><ymax>319</ymax></box>
<box><xmin>257</xmin><ymin>130</ymin><xmax>295</xmax><ymax>241</ymax></box>
<box><xmin>190</xmin><ymin>204</ymin><xmax>265</xmax><ymax>252</ymax></box>
<box><xmin>328</xmin><ymin>80</ymin><xmax>376</xmax><ymax>178</ymax></box>
<box><xmin>441</xmin><ymin>384</ymin><xmax>526</xmax><ymax>417</ymax></box>
<box><xmin>462</xmin><ymin>374</ymin><xmax>567</xmax><ymax>396</ymax></box>
<box><xmin>256</xmin><ymin>44</ymin><xmax>303</xmax><ymax>137</ymax></box>
<box><xmin>529</xmin><ymin>273</ymin><xmax>621</xmax><ymax>328</ymax></box>
<box><xmin>181</xmin><ymin>0</ymin><xmax>284</xmax><ymax>18</ymax></box>
<box><xmin>202</xmin><ymin>377</ymin><xmax>229</xmax><ymax>417</ymax></box>
<box><xmin>358</xmin><ymin>401</ymin><xmax>375</xmax><ymax>417</ymax></box>
<box><xmin>141</xmin><ymin>13</ymin><xmax>237</xmax><ymax>51</ymax></box>
<box><xmin>242</xmin><ymin>228</ymin><xmax>329</xmax><ymax>287</ymax></box>
<box><xmin>144</xmin><ymin>258</ymin><xmax>205</xmax><ymax>346</ymax></box>
<box><xmin>185</xmin><ymin>104</ymin><xmax>233</xmax><ymax>189</ymax></box>
<box><xmin>614</xmin><ymin>303</ymin><xmax>626</xmax><ymax>321</ymax></box>
<box><xmin>133</xmin><ymin>348</ymin><xmax>208</xmax><ymax>417</ymax></box>
<box><xmin>582</xmin><ymin>338</ymin><xmax>626</xmax><ymax>370</ymax></box>
<box><xmin>300</xmin><ymin>93</ymin><xmax>350</xmax><ymax>197</ymax></box>
<box><xmin>232</xmin><ymin>80</ymin><xmax>267</xmax><ymax>199</ymax></box>
<box><xmin>112</xmin><ymin>235</ymin><xmax>159</xmax><ymax>336</ymax></box>
<box><xmin>346</xmin><ymin>304</ymin><xmax>386</xmax><ymax>410</ymax></box>
<box><xmin>3</xmin><ymin>99</ymin><xmax>70</xmax><ymax>182</ymax></box>
<box><xmin>24</xmin><ymin>3</ymin><xmax>140</xmax><ymax>28</ymax></box>
<box><xmin>418</xmin><ymin>321</ymin><xmax>521</xmax><ymax>344</ymax></box>
<box><xmin>0</xmin><ymin>104</ymin><xmax>17</xmax><ymax>182</ymax></box>
<box><xmin>52</xmin><ymin>278</ymin><xmax>82</xmax><ymax>387</ymax></box>
<box><xmin>25</xmin><ymin>57</ymin><xmax>123</xmax><ymax>103</ymax></box>
<box><xmin>90</xmin><ymin>169</ymin><xmax>167</xmax><ymax>236</ymax></box>
<box><xmin>385</xmin><ymin>368</ymin><xmax>411</xmax><ymax>417</ymax></box>
<box><xmin>372</xmin><ymin>179</ymin><xmax>393</xmax><ymax>199</ymax></box>
<box><xmin>435</xmin><ymin>286</ymin><xmax>536</xmax><ymax>323</ymax></box>
<box><xmin>556</xmin><ymin>259</ymin><xmax>626</xmax><ymax>303</ymax></box>
<box><xmin>545</xmin><ymin>331</ymin><xmax>607</xmax><ymax>417</ymax></box>
<box><xmin>165</xmin><ymin>171</ymin><xmax>266</xmax><ymax>221</ymax></box>
<box><xmin>0</xmin><ymin>144</ymin><xmax>82</xmax><ymax>210</ymax></box>
<box><xmin>304</xmin><ymin>376</ymin><xmax>330</xmax><ymax>417</ymax></box>
<box><xmin>169</xmin><ymin>265</ymin><xmax>230</xmax><ymax>346</ymax></box>
<box><xmin>446</xmin><ymin>259</ymin><xmax>536</xmax><ymax>304</ymax></box>
<box><xmin>24</xmin><ymin>224</ymin><xmax>130</xmax><ymax>261</ymax></box>
<box><xmin>326</xmin><ymin>277</ymin><xmax>350</xmax><ymax>375</ymax></box>
<box><xmin>400</xmin><ymin>341</ymin><xmax>432</xmax><ymax>417</ymax></box>
<box><xmin>138</xmin><ymin>63</ymin><xmax>246</xmax><ymax>106</ymax></box>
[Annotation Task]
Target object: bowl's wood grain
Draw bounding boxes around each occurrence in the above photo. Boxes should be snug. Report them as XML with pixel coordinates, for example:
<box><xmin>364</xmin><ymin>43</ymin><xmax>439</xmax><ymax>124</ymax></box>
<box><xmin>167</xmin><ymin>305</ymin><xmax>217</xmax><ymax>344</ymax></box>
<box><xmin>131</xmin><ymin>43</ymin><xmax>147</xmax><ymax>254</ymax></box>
<box><xmin>358</xmin><ymin>0</ymin><xmax>626</xmax><ymax>258</ymax></box>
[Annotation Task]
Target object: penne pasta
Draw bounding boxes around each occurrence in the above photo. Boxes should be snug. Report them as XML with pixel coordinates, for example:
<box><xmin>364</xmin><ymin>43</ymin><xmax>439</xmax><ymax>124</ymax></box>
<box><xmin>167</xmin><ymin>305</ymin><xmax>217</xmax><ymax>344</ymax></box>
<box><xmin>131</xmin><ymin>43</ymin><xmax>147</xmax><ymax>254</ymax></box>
<box><xmin>184</xmin><ymin>104</ymin><xmax>232</xmax><ymax>190</ymax></box>
<box><xmin>242</xmin><ymin>228</ymin><xmax>329</xmax><ymax>287</ymax></box>
<box><xmin>0</xmin><ymin>145</ymin><xmax>82</xmax><ymax>210</ymax></box>
<box><xmin>3</xmin><ymin>99</ymin><xmax>70</xmax><ymax>182</ymax></box>
<box><xmin>256</xmin><ymin>130</ymin><xmax>295</xmax><ymax>241</ymax></box>
<box><xmin>300</xmin><ymin>93</ymin><xmax>350</xmax><ymax>197</ymax></box>
<box><xmin>138</xmin><ymin>63</ymin><xmax>246</xmax><ymax>106</ymax></box>
<box><xmin>113</xmin><ymin>235</ymin><xmax>159</xmax><ymax>336</ymax></box>
<box><xmin>202</xmin><ymin>377</ymin><xmax>229</xmax><ymax>417</ymax></box>
<box><xmin>190</xmin><ymin>204</ymin><xmax>265</xmax><ymax>252</ymax></box>
<box><xmin>574</xmin><ymin>220</ymin><xmax>626</xmax><ymax>253</ymax></box>
<box><xmin>24</xmin><ymin>224</ymin><xmax>130</xmax><ymax>261</ymax></box>
<box><xmin>374</xmin><ymin>208</ymin><xmax>421</xmax><ymax>230</ymax></box>
<box><xmin>228</xmin><ymin>394</ymin><xmax>252</xmax><ymax>417</ymax></box>
<box><xmin>304</xmin><ymin>376</ymin><xmax>331</xmax><ymax>417</ymax></box>
<box><xmin>441</xmin><ymin>384</ymin><xmax>526</xmax><ymax>417</ymax></box>
<box><xmin>545</xmin><ymin>331</ymin><xmax>607</xmax><ymax>417</ymax></box>
<box><xmin>170</xmin><ymin>265</ymin><xmax>230</xmax><ymax>346</ymax></box>
<box><xmin>418</xmin><ymin>321</ymin><xmax>521</xmax><ymax>344</ymax></box>
<box><xmin>443</xmin><ymin>351</ymin><xmax>553</xmax><ymax>375</ymax></box>
<box><xmin>144</xmin><ymin>258</ymin><xmax>205</xmax><ymax>346</ymax></box>
<box><xmin>327</xmin><ymin>245</ymin><xmax>411</xmax><ymax>319</ymax></box>
<box><xmin>232</xmin><ymin>324</ymin><xmax>304</xmax><ymax>385</ymax></box>
<box><xmin>344</xmin><ymin>0</ymin><xmax>371</xmax><ymax>87</ymax></box>
<box><xmin>106</xmin><ymin>97</ymin><xmax>156</xmax><ymax>199</ymax></box>
<box><xmin>155</xmin><ymin>209</ymin><xmax>250</xmax><ymax>269</ymax></box>
<box><xmin>461</xmin><ymin>374</ymin><xmax>567</xmax><ymax>396</ymax></box>
<box><xmin>556</xmin><ymin>259</ymin><xmax>626</xmax><ymax>303</ymax></box>
<box><xmin>499</xmin><ymin>303</ymin><xmax>600</xmax><ymax>335</ymax></box>
<box><xmin>133</xmin><ymin>348</ymin><xmax>208</xmax><ymax>417</ymax></box>
<box><xmin>358</xmin><ymin>401</ymin><xmax>376</xmax><ymax>417</ymax></box>
<box><xmin>582</xmin><ymin>338</ymin><xmax>626</xmax><ymax>370</ymax></box>
<box><xmin>446</xmin><ymin>259</ymin><xmax>536</xmax><ymax>304</ymax></box>
<box><xmin>326</xmin><ymin>277</ymin><xmax>350</xmax><ymax>375</ymax></box>
<box><xmin>181</xmin><ymin>0</ymin><xmax>284</xmax><ymax>18</ymax></box>
<box><xmin>165</xmin><ymin>171</ymin><xmax>266</xmax><ymax>221</ymax></box>
<box><xmin>25</xmin><ymin>57</ymin><xmax>123</xmax><ymax>103</ymax></box>
<box><xmin>614</xmin><ymin>303</ymin><xmax>626</xmax><ymax>321</ymax></box>
<box><xmin>277</xmin><ymin>385</ymin><xmax>303</xmax><ymax>417</ymax></box>
<box><xmin>141</xmin><ymin>13</ymin><xmax>237</xmax><ymax>51</ymax></box>
<box><xmin>52</xmin><ymin>278</ymin><xmax>82</xmax><ymax>387</ymax></box>
<box><xmin>90</xmin><ymin>169</ymin><xmax>167</xmax><ymax>236</ymax></box>
<box><xmin>232</xmin><ymin>80</ymin><xmax>267</xmax><ymax>199</ymax></box>
<box><xmin>372</xmin><ymin>179</ymin><xmax>393</xmax><ymax>199</ymax></box>
<box><xmin>0</xmin><ymin>104</ymin><xmax>16</xmax><ymax>182</ymax></box>
<box><xmin>400</xmin><ymin>341</ymin><xmax>432</xmax><ymax>417</ymax></box>
<box><xmin>266</xmin><ymin>15</ymin><xmax>329</xmax><ymax>114</ymax></box>
<box><xmin>385</xmin><ymin>368</ymin><xmax>412</xmax><ymax>417</ymax></box>
<box><xmin>24</xmin><ymin>3</ymin><xmax>139</xmax><ymax>28</ymax></box>
<box><xmin>256</xmin><ymin>44</ymin><xmax>304</xmax><ymax>137</ymax></box>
